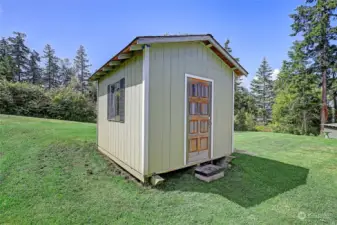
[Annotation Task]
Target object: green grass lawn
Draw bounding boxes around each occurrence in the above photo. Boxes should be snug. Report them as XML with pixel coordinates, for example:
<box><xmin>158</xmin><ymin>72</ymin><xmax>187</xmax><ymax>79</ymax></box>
<box><xmin>1</xmin><ymin>115</ymin><xmax>337</xmax><ymax>224</ymax></box>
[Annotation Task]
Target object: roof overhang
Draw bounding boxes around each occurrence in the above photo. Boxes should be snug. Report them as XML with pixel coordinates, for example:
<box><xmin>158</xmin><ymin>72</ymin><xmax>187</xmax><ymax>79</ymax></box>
<box><xmin>89</xmin><ymin>34</ymin><xmax>248</xmax><ymax>81</ymax></box>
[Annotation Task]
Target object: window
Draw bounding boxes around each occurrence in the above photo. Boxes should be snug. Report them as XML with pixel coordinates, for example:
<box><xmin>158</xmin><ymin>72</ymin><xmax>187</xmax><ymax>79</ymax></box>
<box><xmin>107</xmin><ymin>78</ymin><xmax>125</xmax><ymax>122</ymax></box>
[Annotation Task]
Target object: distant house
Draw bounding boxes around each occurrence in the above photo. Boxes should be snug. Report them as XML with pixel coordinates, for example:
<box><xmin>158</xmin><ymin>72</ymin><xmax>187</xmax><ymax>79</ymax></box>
<box><xmin>89</xmin><ymin>34</ymin><xmax>248</xmax><ymax>182</ymax></box>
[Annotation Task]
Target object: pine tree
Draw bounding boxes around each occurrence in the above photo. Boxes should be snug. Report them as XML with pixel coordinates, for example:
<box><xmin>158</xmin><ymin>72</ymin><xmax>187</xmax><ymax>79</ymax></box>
<box><xmin>42</xmin><ymin>44</ymin><xmax>60</xmax><ymax>89</ymax></box>
<box><xmin>27</xmin><ymin>50</ymin><xmax>42</xmax><ymax>84</ymax></box>
<box><xmin>250</xmin><ymin>58</ymin><xmax>274</xmax><ymax>124</ymax></box>
<box><xmin>74</xmin><ymin>45</ymin><xmax>91</xmax><ymax>93</ymax></box>
<box><xmin>59</xmin><ymin>58</ymin><xmax>74</xmax><ymax>86</ymax></box>
<box><xmin>0</xmin><ymin>38</ymin><xmax>14</xmax><ymax>81</ymax></box>
<box><xmin>224</xmin><ymin>39</ymin><xmax>242</xmax><ymax>90</ymax></box>
<box><xmin>0</xmin><ymin>38</ymin><xmax>10</xmax><ymax>56</ymax></box>
<box><xmin>8</xmin><ymin>32</ymin><xmax>30</xmax><ymax>82</ymax></box>
<box><xmin>290</xmin><ymin>0</ymin><xmax>337</xmax><ymax>132</ymax></box>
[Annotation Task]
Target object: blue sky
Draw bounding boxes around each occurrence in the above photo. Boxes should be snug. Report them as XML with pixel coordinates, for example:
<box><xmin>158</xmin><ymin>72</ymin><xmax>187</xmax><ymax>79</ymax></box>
<box><xmin>0</xmin><ymin>0</ymin><xmax>302</xmax><ymax>88</ymax></box>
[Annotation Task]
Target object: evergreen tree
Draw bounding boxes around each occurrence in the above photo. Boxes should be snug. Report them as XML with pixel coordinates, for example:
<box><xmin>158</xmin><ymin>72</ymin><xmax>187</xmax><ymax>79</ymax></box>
<box><xmin>0</xmin><ymin>38</ymin><xmax>10</xmax><ymax>56</ymax></box>
<box><xmin>8</xmin><ymin>32</ymin><xmax>30</xmax><ymax>82</ymax></box>
<box><xmin>74</xmin><ymin>45</ymin><xmax>91</xmax><ymax>93</ymax></box>
<box><xmin>224</xmin><ymin>39</ymin><xmax>242</xmax><ymax>89</ymax></box>
<box><xmin>250</xmin><ymin>58</ymin><xmax>274</xmax><ymax>124</ymax></box>
<box><xmin>27</xmin><ymin>50</ymin><xmax>42</xmax><ymax>84</ymax></box>
<box><xmin>42</xmin><ymin>44</ymin><xmax>60</xmax><ymax>89</ymax></box>
<box><xmin>290</xmin><ymin>0</ymin><xmax>337</xmax><ymax>132</ymax></box>
<box><xmin>0</xmin><ymin>38</ymin><xmax>14</xmax><ymax>81</ymax></box>
<box><xmin>273</xmin><ymin>42</ymin><xmax>321</xmax><ymax>135</ymax></box>
<box><xmin>59</xmin><ymin>58</ymin><xmax>74</xmax><ymax>86</ymax></box>
<box><xmin>224</xmin><ymin>39</ymin><xmax>257</xmax><ymax>130</ymax></box>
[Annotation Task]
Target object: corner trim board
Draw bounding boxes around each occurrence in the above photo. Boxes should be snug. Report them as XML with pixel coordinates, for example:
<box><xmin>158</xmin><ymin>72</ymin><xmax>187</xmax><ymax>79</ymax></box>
<box><xmin>141</xmin><ymin>45</ymin><xmax>150</xmax><ymax>175</ymax></box>
<box><xmin>184</xmin><ymin>73</ymin><xmax>214</xmax><ymax>165</ymax></box>
<box><xmin>232</xmin><ymin>69</ymin><xmax>235</xmax><ymax>153</ymax></box>
<box><xmin>96</xmin><ymin>81</ymin><xmax>99</xmax><ymax>147</ymax></box>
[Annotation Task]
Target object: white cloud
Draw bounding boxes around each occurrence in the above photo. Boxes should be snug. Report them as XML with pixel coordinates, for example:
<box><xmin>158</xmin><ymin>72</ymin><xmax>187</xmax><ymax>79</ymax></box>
<box><xmin>272</xmin><ymin>69</ymin><xmax>280</xmax><ymax>80</ymax></box>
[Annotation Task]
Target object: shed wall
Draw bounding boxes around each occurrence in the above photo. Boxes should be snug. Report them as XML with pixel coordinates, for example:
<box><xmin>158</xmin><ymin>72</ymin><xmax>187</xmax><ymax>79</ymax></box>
<box><xmin>97</xmin><ymin>55</ymin><xmax>143</xmax><ymax>179</ymax></box>
<box><xmin>148</xmin><ymin>42</ymin><xmax>233</xmax><ymax>174</ymax></box>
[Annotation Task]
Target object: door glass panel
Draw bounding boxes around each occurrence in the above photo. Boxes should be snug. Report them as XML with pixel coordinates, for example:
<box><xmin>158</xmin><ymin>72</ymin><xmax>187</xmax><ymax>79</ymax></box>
<box><xmin>189</xmin><ymin>120</ymin><xmax>198</xmax><ymax>134</ymax></box>
<box><xmin>200</xmin><ymin>120</ymin><xmax>208</xmax><ymax>133</ymax></box>
<box><xmin>189</xmin><ymin>102</ymin><xmax>199</xmax><ymax>115</ymax></box>
<box><xmin>191</xmin><ymin>84</ymin><xmax>198</xmax><ymax>96</ymax></box>
<box><xmin>198</xmin><ymin>84</ymin><xmax>209</xmax><ymax>98</ymax></box>
<box><xmin>200</xmin><ymin>103</ymin><xmax>208</xmax><ymax>115</ymax></box>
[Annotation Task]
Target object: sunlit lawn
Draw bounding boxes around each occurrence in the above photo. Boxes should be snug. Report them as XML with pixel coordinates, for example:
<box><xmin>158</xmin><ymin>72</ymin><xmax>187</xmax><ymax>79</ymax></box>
<box><xmin>1</xmin><ymin>115</ymin><xmax>337</xmax><ymax>224</ymax></box>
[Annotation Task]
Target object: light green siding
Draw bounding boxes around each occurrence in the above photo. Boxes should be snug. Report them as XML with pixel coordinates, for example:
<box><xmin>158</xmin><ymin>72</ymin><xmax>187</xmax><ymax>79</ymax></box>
<box><xmin>148</xmin><ymin>42</ymin><xmax>233</xmax><ymax>174</ymax></box>
<box><xmin>97</xmin><ymin>55</ymin><xmax>143</xmax><ymax>178</ymax></box>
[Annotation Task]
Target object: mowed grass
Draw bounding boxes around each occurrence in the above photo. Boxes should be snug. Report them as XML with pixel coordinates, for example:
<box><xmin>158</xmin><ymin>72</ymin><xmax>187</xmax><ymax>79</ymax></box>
<box><xmin>0</xmin><ymin>115</ymin><xmax>337</xmax><ymax>224</ymax></box>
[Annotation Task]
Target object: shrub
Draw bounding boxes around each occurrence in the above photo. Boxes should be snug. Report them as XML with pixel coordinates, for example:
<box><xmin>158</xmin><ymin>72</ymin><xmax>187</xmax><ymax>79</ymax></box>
<box><xmin>245</xmin><ymin>113</ymin><xmax>256</xmax><ymax>131</ymax></box>
<box><xmin>235</xmin><ymin>110</ymin><xmax>256</xmax><ymax>131</ymax></box>
<box><xmin>255</xmin><ymin>125</ymin><xmax>273</xmax><ymax>132</ymax></box>
<box><xmin>0</xmin><ymin>80</ymin><xmax>96</xmax><ymax>122</ymax></box>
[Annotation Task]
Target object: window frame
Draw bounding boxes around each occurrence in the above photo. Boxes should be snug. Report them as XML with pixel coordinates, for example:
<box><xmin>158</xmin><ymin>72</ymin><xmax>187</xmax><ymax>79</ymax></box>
<box><xmin>107</xmin><ymin>77</ymin><xmax>125</xmax><ymax>122</ymax></box>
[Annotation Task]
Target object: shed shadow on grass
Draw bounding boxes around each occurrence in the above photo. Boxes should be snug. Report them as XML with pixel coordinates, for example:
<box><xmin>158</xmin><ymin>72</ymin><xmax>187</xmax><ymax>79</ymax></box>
<box><xmin>157</xmin><ymin>154</ymin><xmax>309</xmax><ymax>208</ymax></box>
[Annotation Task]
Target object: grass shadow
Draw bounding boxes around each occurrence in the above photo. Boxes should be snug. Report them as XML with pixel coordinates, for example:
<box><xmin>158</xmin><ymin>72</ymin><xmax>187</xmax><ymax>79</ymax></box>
<box><xmin>157</xmin><ymin>153</ymin><xmax>309</xmax><ymax>208</ymax></box>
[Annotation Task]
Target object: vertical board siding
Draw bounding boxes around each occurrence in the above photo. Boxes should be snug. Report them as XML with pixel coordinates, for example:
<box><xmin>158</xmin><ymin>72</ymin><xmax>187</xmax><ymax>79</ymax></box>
<box><xmin>148</xmin><ymin>42</ymin><xmax>233</xmax><ymax>174</ymax></box>
<box><xmin>98</xmin><ymin>55</ymin><xmax>143</xmax><ymax>174</ymax></box>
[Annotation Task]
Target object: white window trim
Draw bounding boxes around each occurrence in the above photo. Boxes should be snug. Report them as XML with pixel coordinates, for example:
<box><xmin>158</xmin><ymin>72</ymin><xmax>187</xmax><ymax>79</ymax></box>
<box><xmin>141</xmin><ymin>45</ymin><xmax>150</xmax><ymax>175</ymax></box>
<box><xmin>184</xmin><ymin>73</ymin><xmax>214</xmax><ymax>165</ymax></box>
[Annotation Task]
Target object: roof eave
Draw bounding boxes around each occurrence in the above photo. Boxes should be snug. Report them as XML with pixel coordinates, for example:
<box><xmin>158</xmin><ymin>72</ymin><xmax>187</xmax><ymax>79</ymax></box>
<box><xmin>89</xmin><ymin>34</ymin><xmax>248</xmax><ymax>81</ymax></box>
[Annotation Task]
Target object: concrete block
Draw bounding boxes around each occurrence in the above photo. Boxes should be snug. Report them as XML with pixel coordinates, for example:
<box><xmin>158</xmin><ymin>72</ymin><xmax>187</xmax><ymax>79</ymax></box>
<box><xmin>195</xmin><ymin>171</ymin><xmax>224</xmax><ymax>182</ymax></box>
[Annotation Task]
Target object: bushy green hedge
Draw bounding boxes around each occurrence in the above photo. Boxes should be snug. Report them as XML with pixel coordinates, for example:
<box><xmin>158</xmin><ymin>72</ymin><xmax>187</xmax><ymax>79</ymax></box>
<box><xmin>0</xmin><ymin>80</ymin><xmax>96</xmax><ymax>122</ymax></box>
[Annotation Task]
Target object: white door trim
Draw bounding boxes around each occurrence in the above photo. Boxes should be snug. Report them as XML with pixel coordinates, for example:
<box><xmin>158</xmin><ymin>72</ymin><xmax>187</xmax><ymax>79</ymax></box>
<box><xmin>184</xmin><ymin>73</ymin><xmax>214</xmax><ymax>165</ymax></box>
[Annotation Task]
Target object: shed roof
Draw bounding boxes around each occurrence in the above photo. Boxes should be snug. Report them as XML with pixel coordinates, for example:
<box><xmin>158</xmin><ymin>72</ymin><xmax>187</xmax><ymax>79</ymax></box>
<box><xmin>89</xmin><ymin>34</ymin><xmax>248</xmax><ymax>81</ymax></box>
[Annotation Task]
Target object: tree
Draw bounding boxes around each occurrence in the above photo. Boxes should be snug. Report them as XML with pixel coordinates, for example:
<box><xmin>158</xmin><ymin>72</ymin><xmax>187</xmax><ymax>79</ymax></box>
<box><xmin>42</xmin><ymin>44</ymin><xmax>60</xmax><ymax>89</ymax></box>
<box><xmin>59</xmin><ymin>58</ymin><xmax>74</xmax><ymax>86</ymax></box>
<box><xmin>8</xmin><ymin>32</ymin><xmax>30</xmax><ymax>82</ymax></box>
<box><xmin>224</xmin><ymin>39</ymin><xmax>242</xmax><ymax>90</ymax></box>
<box><xmin>290</xmin><ymin>0</ymin><xmax>337</xmax><ymax>132</ymax></box>
<box><xmin>0</xmin><ymin>38</ymin><xmax>15</xmax><ymax>81</ymax></box>
<box><xmin>250</xmin><ymin>58</ymin><xmax>274</xmax><ymax>124</ymax></box>
<box><xmin>27</xmin><ymin>50</ymin><xmax>42</xmax><ymax>84</ymax></box>
<box><xmin>74</xmin><ymin>45</ymin><xmax>91</xmax><ymax>93</ymax></box>
<box><xmin>273</xmin><ymin>42</ymin><xmax>321</xmax><ymax>135</ymax></box>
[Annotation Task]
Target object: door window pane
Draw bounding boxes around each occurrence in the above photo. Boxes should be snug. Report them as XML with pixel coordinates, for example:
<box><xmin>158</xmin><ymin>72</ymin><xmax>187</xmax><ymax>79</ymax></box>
<box><xmin>189</xmin><ymin>102</ymin><xmax>199</xmax><ymax>115</ymax></box>
<box><xmin>200</xmin><ymin>120</ymin><xmax>208</xmax><ymax>133</ymax></box>
<box><xmin>189</xmin><ymin>120</ymin><xmax>198</xmax><ymax>134</ymax></box>
<box><xmin>200</xmin><ymin>103</ymin><xmax>208</xmax><ymax>115</ymax></box>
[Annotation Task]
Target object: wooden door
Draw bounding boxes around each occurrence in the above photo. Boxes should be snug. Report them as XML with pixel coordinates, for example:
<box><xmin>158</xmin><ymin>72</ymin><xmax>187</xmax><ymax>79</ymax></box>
<box><xmin>186</xmin><ymin>77</ymin><xmax>212</xmax><ymax>164</ymax></box>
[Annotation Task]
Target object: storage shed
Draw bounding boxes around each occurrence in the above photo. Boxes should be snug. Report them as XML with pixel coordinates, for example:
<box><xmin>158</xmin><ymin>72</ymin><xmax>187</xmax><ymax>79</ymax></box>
<box><xmin>89</xmin><ymin>34</ymin><xmax>248</xmax><ymax>182</ymax></box>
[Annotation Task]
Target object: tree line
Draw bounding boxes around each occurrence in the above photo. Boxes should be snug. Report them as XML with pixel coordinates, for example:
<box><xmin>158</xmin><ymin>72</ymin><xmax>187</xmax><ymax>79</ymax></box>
<box><xmin>233</xmin><ymin>0</ymin><xmax>337</xmax><ymax>136</ymax></box>
<box><xmin>0</xmin><ymin>32</ymin><xmax>96</xmax><ymax>122</ymax></box>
